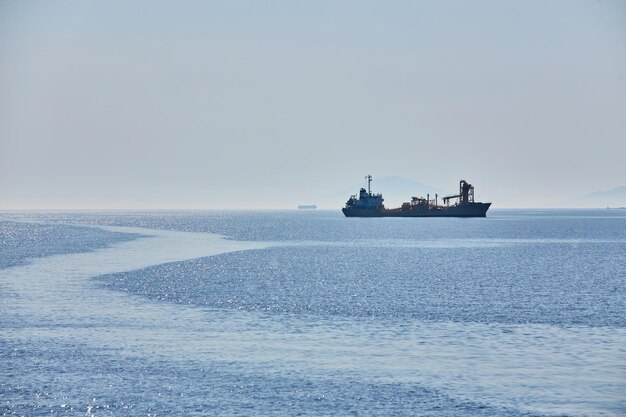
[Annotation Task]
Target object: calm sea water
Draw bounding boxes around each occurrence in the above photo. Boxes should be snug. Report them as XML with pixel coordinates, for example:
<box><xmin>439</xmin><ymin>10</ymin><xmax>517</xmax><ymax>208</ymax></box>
<box><xmin>1</xmin><ymin>209</ymin><xmax>625</xmax><ymax>416</ymax></box>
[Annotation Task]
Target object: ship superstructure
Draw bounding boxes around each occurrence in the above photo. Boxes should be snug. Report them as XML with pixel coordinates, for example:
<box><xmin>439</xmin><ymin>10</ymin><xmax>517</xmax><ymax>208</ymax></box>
<box><xmin>342</xmin><ymin>175</ymin><xmax>491</xmax><ymax>217</ymax></box>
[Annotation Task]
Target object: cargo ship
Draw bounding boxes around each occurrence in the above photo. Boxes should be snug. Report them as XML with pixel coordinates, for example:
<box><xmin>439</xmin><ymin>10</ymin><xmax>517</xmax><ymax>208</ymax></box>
<box><xmin>342</xmin><ymin>175</ymin><xmax>491</xmax><ymax>217</ymax></box>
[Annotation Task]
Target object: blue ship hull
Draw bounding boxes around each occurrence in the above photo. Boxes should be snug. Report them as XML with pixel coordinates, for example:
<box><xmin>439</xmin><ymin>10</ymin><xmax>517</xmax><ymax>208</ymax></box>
<box><xmin>342</xmin><ymin>202</ymin><xmax>491</xmax><ymax>218</ymax></box>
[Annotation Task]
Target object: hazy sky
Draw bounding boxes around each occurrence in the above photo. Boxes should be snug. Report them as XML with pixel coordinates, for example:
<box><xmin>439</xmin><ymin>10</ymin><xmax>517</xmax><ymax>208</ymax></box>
<box><xmin>1</xmin><ymin>0</ymin><xmax>625</xmax><ymax>208</ymax></box>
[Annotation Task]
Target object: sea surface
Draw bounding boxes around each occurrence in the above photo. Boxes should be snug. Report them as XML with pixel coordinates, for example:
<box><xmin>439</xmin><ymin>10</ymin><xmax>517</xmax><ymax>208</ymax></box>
<box><xmin>1</xmin><ymin>209</ymin><xmax>625</xmax><ymax>416</ymax></box>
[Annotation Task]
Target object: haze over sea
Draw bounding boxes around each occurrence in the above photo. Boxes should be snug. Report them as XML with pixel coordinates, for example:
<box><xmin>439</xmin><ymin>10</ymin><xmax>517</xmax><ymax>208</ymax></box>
<box><xmin>1</xmin><ymin>209</ymin><xmax>624</xmax><ymax>416</ymax></box>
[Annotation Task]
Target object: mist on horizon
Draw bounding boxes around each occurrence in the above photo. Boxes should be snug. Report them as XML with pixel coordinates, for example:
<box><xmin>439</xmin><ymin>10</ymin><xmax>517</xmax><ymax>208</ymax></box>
<box><xmin>1</xmin><ymin>1</ymin><xmax>625</xmax><ymax>210</ymax></box>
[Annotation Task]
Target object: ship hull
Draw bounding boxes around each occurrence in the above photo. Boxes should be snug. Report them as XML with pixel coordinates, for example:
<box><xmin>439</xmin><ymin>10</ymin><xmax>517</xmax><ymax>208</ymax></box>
<box><xmin>342</xmin><ymin>202</ymin><xmax>491</xmax><ymax>218</ymax></box>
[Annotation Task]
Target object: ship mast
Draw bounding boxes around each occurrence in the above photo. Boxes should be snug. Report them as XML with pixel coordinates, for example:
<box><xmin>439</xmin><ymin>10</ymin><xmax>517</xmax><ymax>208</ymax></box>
<box><xmin>365</xmin><ymin>175</ymin><xmax>372</xmax><ymax>195</ymax></box>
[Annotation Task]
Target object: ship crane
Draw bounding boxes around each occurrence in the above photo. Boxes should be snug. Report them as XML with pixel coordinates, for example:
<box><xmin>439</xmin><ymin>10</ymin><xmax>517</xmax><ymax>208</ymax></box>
<box><xmin>443</xmin><ymin>180</ymin><xmax>475</xmax><ymax>205</ymax></box>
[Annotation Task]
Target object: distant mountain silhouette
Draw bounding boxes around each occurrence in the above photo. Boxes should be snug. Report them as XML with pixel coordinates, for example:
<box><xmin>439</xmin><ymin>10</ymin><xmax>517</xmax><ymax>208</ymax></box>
<box><xmin>564</xmin><ymin>185</ymin><xmax>626</xmax><ymax>208</ymax></box>
<box><xmin>328</xmin><ymin>176</ymin><xmax>446</xmax><ymax>208</ymax></box>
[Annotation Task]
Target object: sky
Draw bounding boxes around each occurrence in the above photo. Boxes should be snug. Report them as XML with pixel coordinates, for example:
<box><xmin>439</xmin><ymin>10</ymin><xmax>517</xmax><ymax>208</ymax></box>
<box><xmin>1</xmin><ymin>0</ymin><xmax>625</xmax><ymax>209</ymax></box>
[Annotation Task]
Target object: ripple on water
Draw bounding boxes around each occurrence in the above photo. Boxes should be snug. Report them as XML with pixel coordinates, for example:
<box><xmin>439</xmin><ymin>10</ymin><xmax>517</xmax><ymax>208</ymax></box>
<box><xmin>1</xmin><ymin>214</ymin><xmax>625</xmax><ymax>417</ymax></box>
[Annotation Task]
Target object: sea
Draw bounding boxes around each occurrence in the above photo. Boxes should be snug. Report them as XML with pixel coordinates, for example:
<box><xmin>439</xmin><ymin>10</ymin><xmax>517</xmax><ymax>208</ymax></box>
<box><xmin>0</xmin><ymin>209</ymin><xmax>624</xmax><ymax>416</ymax></box>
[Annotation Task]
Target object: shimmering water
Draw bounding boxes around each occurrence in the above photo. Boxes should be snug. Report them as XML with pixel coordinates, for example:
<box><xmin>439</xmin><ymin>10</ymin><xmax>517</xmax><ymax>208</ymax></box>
<box><xmin>1</xmin><ymin>210</ymin><xmax>625</xmax><ymax>416</ymax></box>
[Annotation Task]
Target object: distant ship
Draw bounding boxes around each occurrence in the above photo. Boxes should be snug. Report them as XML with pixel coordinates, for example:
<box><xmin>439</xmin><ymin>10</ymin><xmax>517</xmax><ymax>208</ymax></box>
<box><xmin>342</xmin><ymin>175</ymin><xmax>491</xmax><ymax>217</ymax></box>
<box><xmin>298</xmin><ymin>204</ymin><xmax>317</xmax><ymax>210</ymax></box>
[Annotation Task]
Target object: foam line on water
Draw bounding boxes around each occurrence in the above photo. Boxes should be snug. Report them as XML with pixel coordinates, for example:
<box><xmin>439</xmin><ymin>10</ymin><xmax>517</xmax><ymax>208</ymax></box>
<box><xmin>1</xmin><ymin>225</ymin><xmax>624</xmax><ymax>417</ymax></box>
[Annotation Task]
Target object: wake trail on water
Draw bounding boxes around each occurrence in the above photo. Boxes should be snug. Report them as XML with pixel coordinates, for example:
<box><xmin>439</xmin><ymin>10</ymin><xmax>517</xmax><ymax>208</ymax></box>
<box><xmin>1</xmin><ymin>225</ymin><xmax>624</xmax><ymax>417</ymax></box>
